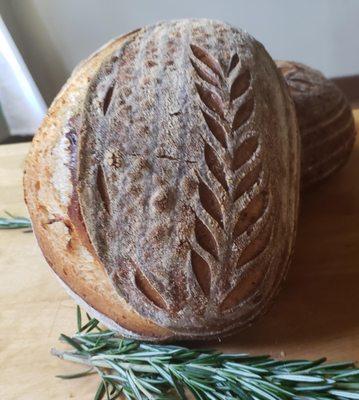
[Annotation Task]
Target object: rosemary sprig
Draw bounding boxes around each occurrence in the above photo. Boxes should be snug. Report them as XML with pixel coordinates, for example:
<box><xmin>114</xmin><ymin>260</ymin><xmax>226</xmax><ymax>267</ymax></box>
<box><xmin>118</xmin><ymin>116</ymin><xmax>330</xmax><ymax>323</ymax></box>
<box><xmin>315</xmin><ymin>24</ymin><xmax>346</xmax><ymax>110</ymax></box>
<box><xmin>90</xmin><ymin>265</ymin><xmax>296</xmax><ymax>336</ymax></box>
<box><xmin>53</xmin><ymin>307</ymin><xmax>359</xmax><ymax>400</ymax></box>
<box><xmin>0</xmin><ymin>212</ymin><xmax>31</xmax><ymax>229</ymax></box>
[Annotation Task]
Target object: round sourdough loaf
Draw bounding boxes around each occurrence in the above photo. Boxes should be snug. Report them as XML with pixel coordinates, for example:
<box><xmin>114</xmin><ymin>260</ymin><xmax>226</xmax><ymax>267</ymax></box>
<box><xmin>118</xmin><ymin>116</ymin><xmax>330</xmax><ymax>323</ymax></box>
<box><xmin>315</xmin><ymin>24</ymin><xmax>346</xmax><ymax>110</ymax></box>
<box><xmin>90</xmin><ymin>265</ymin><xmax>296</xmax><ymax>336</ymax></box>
<box><xmin>24</xmin><ymin>19</ymin><xmax>300</xmax><ymax>341</ymax></box>
<box><xmin>277</xmin><ymin>61</ymin><xmax>356</xmax><ymax>190</ymax></box>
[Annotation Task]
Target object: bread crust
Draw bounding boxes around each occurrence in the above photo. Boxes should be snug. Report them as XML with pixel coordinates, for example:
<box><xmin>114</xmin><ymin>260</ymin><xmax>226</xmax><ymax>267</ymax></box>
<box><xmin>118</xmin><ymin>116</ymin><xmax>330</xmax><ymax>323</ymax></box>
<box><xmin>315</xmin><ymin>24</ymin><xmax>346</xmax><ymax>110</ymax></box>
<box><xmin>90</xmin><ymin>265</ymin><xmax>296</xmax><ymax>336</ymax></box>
<box><xmin>277</xmin><ymin>61</ymin><xmax>356</xmax><ymax>190</ymax></box>
<box><xmin>25</xmin><ymin>20</ymin><xmax>300</xmax><ymax>340</ymax></box>
<box><xmin>24</xmin><ymin>30</ymin><xmax>173</xmax><ymax>341</ymax></box>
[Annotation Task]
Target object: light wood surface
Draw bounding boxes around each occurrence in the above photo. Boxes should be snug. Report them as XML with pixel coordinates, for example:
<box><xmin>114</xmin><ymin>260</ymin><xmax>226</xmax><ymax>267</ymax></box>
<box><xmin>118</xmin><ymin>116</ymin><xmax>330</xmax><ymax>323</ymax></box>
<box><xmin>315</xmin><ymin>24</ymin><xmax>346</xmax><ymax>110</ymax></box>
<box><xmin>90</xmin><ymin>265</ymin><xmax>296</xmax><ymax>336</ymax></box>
<box><xmin>1</xmin><ymin>111</ymin><xmax>359</xmax><ymax>399</ymax></box>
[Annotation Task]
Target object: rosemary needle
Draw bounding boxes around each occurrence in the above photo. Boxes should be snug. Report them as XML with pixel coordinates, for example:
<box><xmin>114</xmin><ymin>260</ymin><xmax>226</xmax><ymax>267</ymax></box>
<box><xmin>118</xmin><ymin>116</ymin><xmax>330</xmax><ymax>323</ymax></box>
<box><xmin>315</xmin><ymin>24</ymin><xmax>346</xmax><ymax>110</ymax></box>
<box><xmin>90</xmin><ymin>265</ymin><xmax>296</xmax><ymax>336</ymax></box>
<box><xmin>0</xmin><ymin>213</ymin><xmax>31</xmax><ymax>230</ymax></box>
<box><xmin>52</xmin><ymin>307</ymin><xmax>359</xmax><ymax>400</ymax></box>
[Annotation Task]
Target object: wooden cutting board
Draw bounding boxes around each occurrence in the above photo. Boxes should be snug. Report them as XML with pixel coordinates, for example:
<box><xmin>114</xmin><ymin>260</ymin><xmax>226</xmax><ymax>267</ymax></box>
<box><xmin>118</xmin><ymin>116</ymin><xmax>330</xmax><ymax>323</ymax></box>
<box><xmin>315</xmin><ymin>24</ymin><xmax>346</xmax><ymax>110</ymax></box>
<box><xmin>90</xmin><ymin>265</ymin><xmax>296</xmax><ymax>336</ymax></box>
<box><xmin>1</xmin><ymin>111</ymin><xmax>359</xmax><ymax>399</ymax></box>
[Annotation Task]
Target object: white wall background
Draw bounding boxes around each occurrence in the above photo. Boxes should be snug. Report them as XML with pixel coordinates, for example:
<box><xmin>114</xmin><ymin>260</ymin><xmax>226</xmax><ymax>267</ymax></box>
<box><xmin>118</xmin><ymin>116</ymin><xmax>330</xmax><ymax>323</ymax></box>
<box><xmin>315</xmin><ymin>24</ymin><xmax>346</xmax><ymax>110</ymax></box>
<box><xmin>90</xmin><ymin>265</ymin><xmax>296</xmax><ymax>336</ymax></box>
<box><xmin>1</xmin><ymin>0</ymin><xmax>358</xmax><ymax>104</ymax></box>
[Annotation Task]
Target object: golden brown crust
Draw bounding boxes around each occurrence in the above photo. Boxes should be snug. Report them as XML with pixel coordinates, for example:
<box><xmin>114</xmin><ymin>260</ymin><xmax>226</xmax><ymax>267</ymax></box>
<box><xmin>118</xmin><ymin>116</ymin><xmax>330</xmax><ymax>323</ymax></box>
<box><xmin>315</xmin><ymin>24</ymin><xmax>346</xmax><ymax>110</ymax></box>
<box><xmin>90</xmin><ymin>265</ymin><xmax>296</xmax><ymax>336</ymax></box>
<box><xmin>277</xmin><ymin>60</ymin><xmax>356</xmax><ymax>190</ymax></box>
<box><xmin>23</xmin><ymin>30</ymin><xmax>172</xmax><ymax>341</ymax></box>
<box><xmin>24</xmin><ymin>20</ymin><xmax>300</xmax><ymax>340</ymax></box>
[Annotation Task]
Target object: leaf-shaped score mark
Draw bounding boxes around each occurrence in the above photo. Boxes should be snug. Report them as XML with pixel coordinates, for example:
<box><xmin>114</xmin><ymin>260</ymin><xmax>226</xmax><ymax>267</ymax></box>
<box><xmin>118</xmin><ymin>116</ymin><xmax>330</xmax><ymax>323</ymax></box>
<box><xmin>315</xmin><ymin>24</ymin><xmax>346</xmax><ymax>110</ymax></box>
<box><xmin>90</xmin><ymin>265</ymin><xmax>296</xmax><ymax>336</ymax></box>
<box><xmin>202</xmin><ymin>111</ymin><xmax>227</xmax><ymax>148</ymax></box>
<box><xmin>230</xmin><ymin>69</ymin><xmax>251</xmax><ymax>101</ymax></box>
<box><xmin>190</xmin><ymin>58</ymin><xmax>220</xmax><ymax>87</ymax></box>
<box><xmin>191</xmin><ymin>250</ymin><xmax>211</xmax><ymax>296</ymax></box>
<box><xmin>233</xmin><ymin>191</ymin><xmax>268</xmax><ymax>239</ymax></box>
<box><xmin>198</xmin><ymin>177</ymin><xmax>223</xmax><ymax>228</ymax></box>
<box><xmin>232</xmin><ymin>96</ymin><xmax>254</xmax><ymax>131</ymax></box>
<box><xmin>196</xmin><ymin>84</ymin><xmax>224</xmax><ymax>119</ymax></box>
<box><xmin>236</xmin><ymin>225</ymin><xmax>271</xmax><ymax>269</ymax></box>
<box><xmin>220</xmin><ymin>263</ymin><xmax>267</xmax><ymax>311</ymax></box>
<box><xmin>194</xmin><ymin>216</ymin><xmax>218</xmax><ymax>259</ymax></box>
<box><xmin>135</xmin><ymin>269</ymin><xmax>167</xmax><ymax>310</ymax></box>
<box><xmin>231</xmin><ymin>136</ymin><xmax>259</xmax><ymax>171</ymax></box>
<box><xmin>102</xmin><ymin>84</ymin><xmax>114</xmax><ymax>115</ymax></box>
<box><xmin>233</xmin><ymin>163</ymin><xmax>262</xmax><ymax>201</ymax></box>
<box><xmin>96</xmin><ymin>165</ymin><xmax>111</xmax><ymax>213</ymax></box>
<box><xmin>204</xmin><ymin>143</ymin><xmax>228</xmax><ymax>191</ymax></box>
<box><xmin>190</xmin><ymin>44</ymin><xmax>223</xmax><ymax>78</ymax></box>
<box><xmin>227</xmin><ymin>53</ymin><xmax>239</xmax><ymax>76</ymax></box>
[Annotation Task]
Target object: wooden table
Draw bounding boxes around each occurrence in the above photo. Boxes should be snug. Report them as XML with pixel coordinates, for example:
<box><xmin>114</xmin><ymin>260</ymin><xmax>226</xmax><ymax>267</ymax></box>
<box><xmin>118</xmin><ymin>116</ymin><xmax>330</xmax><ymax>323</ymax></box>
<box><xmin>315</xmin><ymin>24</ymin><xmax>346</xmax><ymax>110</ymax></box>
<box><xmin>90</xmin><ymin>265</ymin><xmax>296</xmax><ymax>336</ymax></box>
<box><xmin>1</xmin><ymin>112</ymin><xmax>359</xmax><ymax>399</ymax></box>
